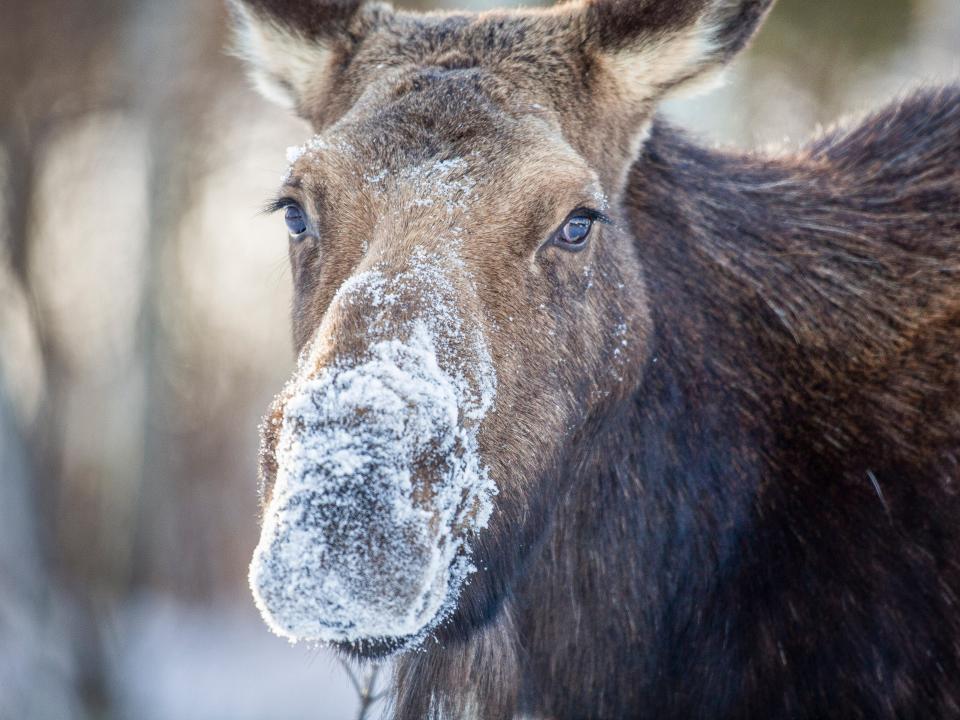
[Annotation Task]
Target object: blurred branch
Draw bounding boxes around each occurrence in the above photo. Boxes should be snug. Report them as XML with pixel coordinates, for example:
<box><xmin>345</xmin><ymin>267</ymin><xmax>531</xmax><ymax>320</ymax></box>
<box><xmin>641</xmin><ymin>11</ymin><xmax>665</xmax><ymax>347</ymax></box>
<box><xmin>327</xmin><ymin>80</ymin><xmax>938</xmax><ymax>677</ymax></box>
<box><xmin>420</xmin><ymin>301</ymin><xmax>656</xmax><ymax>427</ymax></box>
<box><xmin>340</xmin><ymin>659</ymin><xmax>388</xmax><ymax>720</ymax></box>
<box><xmin>124</xmin><ymin>0</ymin><xmax>230</xmax><ymax>597</ymax></box>
<box><xmin>0</xmin><ymin>381</ymin><xmax>81</xmax><ymax>719</ymax></box>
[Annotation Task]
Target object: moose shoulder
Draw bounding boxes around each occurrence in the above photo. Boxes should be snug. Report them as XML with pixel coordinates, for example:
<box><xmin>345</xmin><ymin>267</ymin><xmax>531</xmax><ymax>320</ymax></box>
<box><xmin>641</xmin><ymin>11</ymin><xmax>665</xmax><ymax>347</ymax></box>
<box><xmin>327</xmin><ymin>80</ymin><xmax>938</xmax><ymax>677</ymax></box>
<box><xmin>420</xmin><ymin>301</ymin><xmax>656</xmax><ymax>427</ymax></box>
<box><xmin>229</xmin><ymin>0</ymin><xmax>960</xmax><ymax>717</ymax></box>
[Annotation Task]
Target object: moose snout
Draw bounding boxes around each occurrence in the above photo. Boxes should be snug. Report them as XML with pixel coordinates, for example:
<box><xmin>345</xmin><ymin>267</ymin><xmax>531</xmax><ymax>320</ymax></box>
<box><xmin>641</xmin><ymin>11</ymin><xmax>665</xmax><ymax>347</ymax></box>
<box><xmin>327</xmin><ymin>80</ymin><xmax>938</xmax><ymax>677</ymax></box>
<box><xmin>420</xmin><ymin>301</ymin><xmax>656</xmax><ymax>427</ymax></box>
<box><xmin>250</xmin><ymin>260</ymin><xmax>497</xmax><ymax>648</ymax></box>
<box><xmin>250</xmin><ymin>482</ymin><xmax>446</xmax><ymax>642</ymax></box>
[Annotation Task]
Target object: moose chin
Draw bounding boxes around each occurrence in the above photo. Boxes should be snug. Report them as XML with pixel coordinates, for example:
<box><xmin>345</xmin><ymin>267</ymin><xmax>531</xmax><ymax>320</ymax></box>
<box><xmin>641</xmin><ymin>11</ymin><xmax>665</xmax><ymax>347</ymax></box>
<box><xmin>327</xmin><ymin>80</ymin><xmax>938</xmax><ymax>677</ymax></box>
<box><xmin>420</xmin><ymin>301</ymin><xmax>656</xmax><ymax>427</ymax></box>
<box><xmin>231</xmin><ymin>0</ymin><xmax>960</xmax><ymax>717</ymax></box>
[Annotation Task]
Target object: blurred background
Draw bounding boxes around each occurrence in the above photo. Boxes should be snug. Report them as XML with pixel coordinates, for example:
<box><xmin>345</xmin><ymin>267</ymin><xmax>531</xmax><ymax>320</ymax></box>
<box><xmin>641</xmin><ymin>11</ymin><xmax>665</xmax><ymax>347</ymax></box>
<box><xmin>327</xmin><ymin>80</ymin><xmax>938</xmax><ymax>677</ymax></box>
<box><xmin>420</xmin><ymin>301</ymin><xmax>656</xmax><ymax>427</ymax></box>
<box><xmin>0</xmin><ymin>0</ymin><xmax>957</xmax><ymax>717</ymax></box>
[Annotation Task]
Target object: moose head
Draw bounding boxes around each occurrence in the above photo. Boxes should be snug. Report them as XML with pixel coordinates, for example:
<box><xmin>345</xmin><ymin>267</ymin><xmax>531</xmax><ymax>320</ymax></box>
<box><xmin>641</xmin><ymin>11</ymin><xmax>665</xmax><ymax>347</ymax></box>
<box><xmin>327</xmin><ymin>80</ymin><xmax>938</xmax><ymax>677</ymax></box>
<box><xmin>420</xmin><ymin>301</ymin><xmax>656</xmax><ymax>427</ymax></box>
<box><xmin>234</xmin><ymin>0</ymin><xmax>772</xmax><ymax>656</ymax></box>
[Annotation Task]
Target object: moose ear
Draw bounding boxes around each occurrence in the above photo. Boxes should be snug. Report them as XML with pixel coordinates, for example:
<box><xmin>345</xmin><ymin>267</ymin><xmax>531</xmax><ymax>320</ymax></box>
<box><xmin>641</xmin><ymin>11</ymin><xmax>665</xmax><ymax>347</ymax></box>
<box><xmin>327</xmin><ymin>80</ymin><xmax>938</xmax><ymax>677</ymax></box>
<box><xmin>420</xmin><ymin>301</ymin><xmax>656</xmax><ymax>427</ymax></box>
<box><xmin>228</xmin><ymin>0</ymin><xmax>386</xmax><ymax>113</ymax></box>
<box><xmin>584</xmin><ymin>0</ymin><xmax>774</xmax><ymax>98</ymax></box>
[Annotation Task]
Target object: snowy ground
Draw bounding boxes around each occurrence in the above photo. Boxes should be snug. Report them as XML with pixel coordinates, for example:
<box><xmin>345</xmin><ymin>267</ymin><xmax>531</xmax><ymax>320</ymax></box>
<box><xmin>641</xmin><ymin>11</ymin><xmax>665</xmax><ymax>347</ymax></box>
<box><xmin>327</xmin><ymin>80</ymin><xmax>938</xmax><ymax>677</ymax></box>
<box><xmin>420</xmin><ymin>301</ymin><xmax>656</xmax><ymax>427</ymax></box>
<box><xmin>107</xmin><ymin>596</ymin><xmax>388</xmax><ymax>720</ymax></box>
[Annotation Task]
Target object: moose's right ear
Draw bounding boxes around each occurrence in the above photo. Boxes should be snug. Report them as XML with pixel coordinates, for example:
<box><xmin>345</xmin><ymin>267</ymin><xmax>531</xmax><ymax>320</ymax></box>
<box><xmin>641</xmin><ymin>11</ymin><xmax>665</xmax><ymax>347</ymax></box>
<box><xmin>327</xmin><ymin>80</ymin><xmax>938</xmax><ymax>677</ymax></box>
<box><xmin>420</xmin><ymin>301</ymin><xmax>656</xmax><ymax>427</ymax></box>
<box><xmin>228</xmin><ymin>0</ymin><xmax>386</xmax><ymax>114</ymax></box>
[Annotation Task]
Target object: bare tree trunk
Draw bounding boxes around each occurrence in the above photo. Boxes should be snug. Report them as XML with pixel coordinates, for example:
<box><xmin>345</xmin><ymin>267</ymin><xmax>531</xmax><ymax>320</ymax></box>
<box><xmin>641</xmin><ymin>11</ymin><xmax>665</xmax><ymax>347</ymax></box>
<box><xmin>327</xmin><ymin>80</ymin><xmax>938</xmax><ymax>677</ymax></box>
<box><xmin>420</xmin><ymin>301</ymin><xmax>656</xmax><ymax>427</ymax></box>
<box><xmin>0</xmin><ymin>384</ymin><xmax>81</xmax><ymax>720</ymax></box>
<box><xmin>125</xmin><ymin>0</ymin><xmax>222</xmax><ymax>597</ymax></box>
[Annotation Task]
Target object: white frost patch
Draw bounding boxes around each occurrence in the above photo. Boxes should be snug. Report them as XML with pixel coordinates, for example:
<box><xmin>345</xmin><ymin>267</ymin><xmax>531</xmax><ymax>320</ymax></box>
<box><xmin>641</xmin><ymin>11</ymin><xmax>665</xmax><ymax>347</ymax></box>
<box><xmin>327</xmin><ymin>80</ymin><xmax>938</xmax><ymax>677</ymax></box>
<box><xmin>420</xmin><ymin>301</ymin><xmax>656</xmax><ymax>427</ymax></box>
<box><xmin>286</xmin><ymin>136</ymin><xmax>328</xmax><ymax>166</ymax></box>
<box><xmin>251</xmin><ymin>250</ymin><xmax>496</xmax><ymax>652</ymax></box>
<box><xmin>363</xmin><ymin>169</ymin><xmax>388</xmax><ymax>185</ymax></box>
<box><xmin>282</xmin><ymin>136</ymin><xmax>357</xmax><ymax>183</ymax></box>
<box><xmin>401</xmin><ymin>157</ymin><xmax>476</xmax><ymax>215</ymax></box>
<box><xmin>359</xmin><ymin>156</ymin><xmax>478</xmax><ymax>217</ymax></box>
<box><xmin>593</xmin><ymin>190</ymin><xmax>610</xmax><ymax>212</ymax></box>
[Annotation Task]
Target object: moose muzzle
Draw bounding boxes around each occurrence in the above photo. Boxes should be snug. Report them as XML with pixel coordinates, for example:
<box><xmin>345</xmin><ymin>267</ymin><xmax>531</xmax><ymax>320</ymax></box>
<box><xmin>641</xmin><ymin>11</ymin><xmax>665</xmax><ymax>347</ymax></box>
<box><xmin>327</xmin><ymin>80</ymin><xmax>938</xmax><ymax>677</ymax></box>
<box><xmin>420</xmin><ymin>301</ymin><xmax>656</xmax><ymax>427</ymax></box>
<box><xmin>249</xmin><ymin>251</ymin><xmax>496</xmax><ymax>648</ymax></box>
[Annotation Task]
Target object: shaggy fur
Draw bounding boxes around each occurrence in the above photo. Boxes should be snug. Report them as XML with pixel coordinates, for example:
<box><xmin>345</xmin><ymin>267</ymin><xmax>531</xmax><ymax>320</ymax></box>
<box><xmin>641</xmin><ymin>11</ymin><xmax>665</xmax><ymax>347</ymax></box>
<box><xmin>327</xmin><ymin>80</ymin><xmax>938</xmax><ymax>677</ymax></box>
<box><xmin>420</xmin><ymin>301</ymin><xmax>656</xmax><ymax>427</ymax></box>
<box><xmin>230</xmin><ymin>0</ymin><xmax>960</xmax><ymax>717</ymax></box>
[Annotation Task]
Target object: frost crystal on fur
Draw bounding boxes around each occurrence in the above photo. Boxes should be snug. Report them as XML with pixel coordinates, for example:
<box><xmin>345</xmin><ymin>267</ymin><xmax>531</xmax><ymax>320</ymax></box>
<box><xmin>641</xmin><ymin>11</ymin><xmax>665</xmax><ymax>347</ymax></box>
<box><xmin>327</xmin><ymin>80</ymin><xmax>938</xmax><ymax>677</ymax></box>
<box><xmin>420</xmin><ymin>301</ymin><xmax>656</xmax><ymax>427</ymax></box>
<box><xmin>250</xmin><ymin>251</ymin><xmax>496</xmax><ymax>651</ymax></box>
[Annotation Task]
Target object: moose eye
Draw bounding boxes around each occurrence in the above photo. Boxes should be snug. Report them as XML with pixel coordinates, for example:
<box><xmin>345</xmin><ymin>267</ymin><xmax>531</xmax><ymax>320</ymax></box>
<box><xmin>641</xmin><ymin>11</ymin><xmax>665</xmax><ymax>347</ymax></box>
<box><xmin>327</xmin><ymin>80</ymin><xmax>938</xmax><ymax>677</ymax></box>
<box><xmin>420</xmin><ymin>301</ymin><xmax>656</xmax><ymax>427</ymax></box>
<box><xmin>284</xmin><ymin>204</ymin><xmax>308</xmax><ymax>236</ymax></box>
<box><xmin>555</xmin><ymin>215</ymin><xmax>594</xmax><ymax>250</ymax></box>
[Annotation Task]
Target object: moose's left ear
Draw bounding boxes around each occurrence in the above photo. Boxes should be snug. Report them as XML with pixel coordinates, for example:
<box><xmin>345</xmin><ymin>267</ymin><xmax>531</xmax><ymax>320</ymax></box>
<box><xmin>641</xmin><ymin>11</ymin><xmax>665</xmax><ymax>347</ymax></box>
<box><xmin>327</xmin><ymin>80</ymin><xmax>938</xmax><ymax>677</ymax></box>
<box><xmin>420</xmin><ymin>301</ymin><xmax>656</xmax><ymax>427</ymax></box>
<box><xmin>228</xmin><ymin>0</ymin><xmax>389</xmax><ymax>115</ymax></box>
<box><xmin>583</xmin><ymin>0</ymin><xmax>774</xmax><ymax>98</ymax></box>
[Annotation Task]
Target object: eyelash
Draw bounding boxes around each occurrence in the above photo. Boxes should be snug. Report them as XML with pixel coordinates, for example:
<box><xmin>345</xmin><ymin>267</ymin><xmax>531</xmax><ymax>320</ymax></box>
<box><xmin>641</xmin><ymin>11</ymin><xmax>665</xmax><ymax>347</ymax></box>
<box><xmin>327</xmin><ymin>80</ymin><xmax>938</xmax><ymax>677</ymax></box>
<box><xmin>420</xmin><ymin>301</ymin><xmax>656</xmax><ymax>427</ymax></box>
<box><xmin>573</xmin><ymin>208</ymin><xmax>612</xmax><ymax>226</ymax></box>
<box><xmin>263</xmin><ymin>197</ymin><xmax>299</xmax><ymax>215</ymax></box>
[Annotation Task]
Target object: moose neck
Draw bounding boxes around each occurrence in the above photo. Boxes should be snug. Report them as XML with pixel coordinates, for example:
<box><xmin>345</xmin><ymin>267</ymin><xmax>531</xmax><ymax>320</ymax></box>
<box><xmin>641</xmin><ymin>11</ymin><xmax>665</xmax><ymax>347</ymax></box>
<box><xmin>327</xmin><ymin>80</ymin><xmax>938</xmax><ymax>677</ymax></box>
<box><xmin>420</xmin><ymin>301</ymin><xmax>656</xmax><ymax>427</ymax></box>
<box><xmin>511</xmin><ymin>119</ymin><xmax>819</xmax><ymax>717</ymax></box>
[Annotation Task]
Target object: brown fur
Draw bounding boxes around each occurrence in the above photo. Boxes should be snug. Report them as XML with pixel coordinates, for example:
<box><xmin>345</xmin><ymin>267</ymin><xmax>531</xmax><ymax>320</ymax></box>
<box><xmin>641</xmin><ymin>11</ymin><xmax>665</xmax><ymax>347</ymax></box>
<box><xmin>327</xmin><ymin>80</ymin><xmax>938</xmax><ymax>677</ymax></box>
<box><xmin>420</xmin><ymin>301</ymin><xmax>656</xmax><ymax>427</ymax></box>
<box><xmin>231</xmin><ymin>0</ymin><xmax>960</xmax><ymax>717</ymax></box>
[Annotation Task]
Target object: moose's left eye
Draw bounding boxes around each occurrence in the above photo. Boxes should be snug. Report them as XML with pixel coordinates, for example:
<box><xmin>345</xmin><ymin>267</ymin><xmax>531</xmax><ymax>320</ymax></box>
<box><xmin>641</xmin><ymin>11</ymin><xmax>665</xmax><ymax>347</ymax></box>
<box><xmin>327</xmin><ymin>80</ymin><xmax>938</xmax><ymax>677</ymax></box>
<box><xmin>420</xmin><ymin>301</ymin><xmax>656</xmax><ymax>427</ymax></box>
<box><xmin>555</xmin><ymin>215</ymin><xmax>594</xmax><ymax>250</ymax></box>
<box><xmin>284</xmin><ymin>204</ymin><xmax>308</xmax><ymax>236</ymax></box>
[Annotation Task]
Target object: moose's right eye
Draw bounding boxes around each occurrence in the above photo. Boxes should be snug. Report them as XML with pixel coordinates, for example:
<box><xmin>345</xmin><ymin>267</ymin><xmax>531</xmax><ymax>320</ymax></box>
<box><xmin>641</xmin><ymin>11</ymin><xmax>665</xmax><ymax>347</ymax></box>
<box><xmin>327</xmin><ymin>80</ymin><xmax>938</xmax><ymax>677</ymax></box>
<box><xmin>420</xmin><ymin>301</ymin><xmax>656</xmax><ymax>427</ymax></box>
<box><xmin>284</xmin><ymin>204</ymin><xmax>308</xmax><ymax>236</ymax></box>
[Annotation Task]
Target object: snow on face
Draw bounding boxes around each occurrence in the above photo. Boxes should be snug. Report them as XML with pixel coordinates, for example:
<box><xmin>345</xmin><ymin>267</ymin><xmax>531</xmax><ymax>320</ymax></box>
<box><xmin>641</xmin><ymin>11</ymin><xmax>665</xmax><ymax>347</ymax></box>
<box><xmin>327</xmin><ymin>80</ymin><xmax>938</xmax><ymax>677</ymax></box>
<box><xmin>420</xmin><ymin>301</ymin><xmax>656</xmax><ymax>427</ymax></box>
<box><xmin>250</xmin><ymin>249</ymin><xmax>497</xmax><ymax>652</ymax></box>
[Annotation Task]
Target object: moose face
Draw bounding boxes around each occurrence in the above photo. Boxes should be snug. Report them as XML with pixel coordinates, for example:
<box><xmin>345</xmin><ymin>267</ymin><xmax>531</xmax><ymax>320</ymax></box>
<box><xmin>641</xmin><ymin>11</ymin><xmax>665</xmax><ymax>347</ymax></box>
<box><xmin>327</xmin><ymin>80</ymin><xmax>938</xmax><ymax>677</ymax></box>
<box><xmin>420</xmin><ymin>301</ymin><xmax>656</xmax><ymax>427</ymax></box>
<box><xmin>235</xmin><ymin>0</ymin><xmax>772</xmax><ymax>654</ymax></box>
<box><xmin>251</xmin><ymin>84</ymin><xmax>650</xmax><ymax>654</ymax></box>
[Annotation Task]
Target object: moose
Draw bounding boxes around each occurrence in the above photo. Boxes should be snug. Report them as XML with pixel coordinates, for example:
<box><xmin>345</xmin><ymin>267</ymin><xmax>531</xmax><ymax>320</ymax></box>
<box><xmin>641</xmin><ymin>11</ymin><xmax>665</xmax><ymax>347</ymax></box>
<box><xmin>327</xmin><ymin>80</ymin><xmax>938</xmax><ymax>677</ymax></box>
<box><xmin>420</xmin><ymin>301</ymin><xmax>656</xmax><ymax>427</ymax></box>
<box><xmin>230</xmin><ymin>0</ymin><xmax>960</xmax><ymax>716</ymax></box>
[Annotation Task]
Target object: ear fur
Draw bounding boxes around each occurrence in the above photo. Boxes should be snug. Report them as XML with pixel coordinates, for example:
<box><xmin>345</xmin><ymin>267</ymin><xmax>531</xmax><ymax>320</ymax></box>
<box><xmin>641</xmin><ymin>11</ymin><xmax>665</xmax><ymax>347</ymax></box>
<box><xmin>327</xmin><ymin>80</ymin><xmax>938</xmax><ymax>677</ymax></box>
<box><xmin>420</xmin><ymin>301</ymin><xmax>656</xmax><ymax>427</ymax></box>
<box><xmin>227</xmin><ymin>0</ymin><xmax>381</xmax><ymax>112</ymax></box>
<box><xmin>585</xmin><ymin>0</ymin><xmax>774</xmax><ymax>98</ymax></box>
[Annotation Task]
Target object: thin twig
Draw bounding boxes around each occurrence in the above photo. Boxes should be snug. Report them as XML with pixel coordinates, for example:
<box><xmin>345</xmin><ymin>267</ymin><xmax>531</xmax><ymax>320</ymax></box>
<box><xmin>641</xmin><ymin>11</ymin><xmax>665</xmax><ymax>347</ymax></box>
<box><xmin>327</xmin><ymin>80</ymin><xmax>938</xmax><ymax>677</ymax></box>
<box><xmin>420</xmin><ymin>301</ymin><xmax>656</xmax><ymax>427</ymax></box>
<box><xmin>339</xmin><ymin>658</ymin><xmax>386</xmax><ymax>720</ymax></box>
<box><xmin>340</xmin><ymin>659</ymin><xmax>364</xmax><ymax>697</ymax></box>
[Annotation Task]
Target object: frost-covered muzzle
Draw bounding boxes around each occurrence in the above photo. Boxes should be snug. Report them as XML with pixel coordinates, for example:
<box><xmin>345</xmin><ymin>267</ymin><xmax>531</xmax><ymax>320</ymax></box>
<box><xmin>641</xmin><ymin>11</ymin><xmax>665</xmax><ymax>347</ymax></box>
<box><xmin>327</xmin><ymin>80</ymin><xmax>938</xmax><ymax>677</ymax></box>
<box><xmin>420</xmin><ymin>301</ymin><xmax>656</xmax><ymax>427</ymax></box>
<box><xmin>250</xmin><ymin>254</ymin><xmax>496</xmax><ymax>651</ymax></box>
